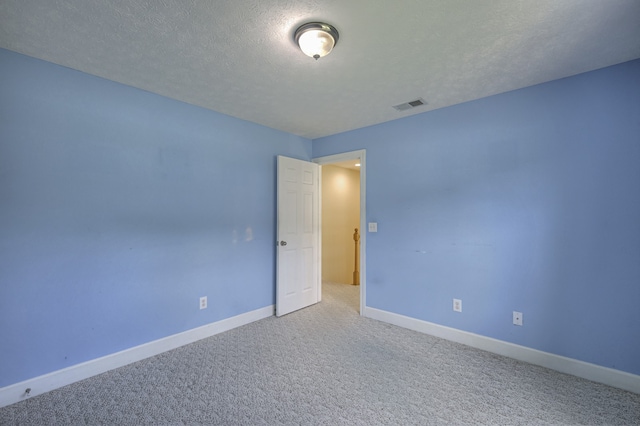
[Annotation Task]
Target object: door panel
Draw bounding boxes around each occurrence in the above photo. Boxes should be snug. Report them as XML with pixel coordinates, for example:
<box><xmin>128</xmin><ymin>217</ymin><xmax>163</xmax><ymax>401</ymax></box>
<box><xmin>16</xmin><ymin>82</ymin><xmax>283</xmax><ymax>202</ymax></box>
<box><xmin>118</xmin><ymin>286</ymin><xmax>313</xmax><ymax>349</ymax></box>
<box><xmin>303</xmin><ymin>193</ymin><xmax>313</xmax><ymax>233</ymax></box>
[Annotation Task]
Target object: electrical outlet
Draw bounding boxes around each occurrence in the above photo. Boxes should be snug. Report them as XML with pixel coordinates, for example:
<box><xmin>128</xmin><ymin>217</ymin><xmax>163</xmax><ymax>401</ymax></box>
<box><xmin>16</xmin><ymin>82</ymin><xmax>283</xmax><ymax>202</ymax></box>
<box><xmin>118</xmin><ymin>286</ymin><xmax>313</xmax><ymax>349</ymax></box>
<box><xmin>453</xmin><ymin>298</ymin><xmax>462</xmax><ymax>312</ymax></box>
<box><xmin>513</xmin><ymin>311</ymin><xmax>523</xmax><ymax>326</ymax></box>
<box><xmin>200</xmin><ymin>296</ymin><xmax>207</xmax><ymax>310</ymax></box>
<box><xmin>368</xmin><ymin>222</ymin><xmax>378</xmax><ymax>232</ymax></box>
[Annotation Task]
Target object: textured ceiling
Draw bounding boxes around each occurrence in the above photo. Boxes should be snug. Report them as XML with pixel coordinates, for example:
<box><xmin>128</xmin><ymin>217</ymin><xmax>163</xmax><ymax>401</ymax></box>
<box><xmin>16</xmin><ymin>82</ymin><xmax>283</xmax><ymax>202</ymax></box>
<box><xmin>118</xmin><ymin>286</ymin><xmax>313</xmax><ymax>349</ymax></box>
<box><xmin>1</xmin><ymin>0</ymin><xmax>639</xmax><ymax>139</ymax></box>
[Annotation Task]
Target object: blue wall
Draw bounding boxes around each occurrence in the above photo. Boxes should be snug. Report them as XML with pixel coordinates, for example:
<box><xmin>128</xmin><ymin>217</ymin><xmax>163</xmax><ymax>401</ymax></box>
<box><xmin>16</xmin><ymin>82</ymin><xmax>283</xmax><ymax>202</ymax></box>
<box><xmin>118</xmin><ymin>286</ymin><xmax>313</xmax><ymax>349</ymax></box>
<box><xmin>314</xmin><ymin>59</ymin><xmax>640</xmax><ymax>375</ymax></box>
<box><xmin>0</xmin><ymin>49</ymin><xmax>311</xmax><ymax>387</ymax></box>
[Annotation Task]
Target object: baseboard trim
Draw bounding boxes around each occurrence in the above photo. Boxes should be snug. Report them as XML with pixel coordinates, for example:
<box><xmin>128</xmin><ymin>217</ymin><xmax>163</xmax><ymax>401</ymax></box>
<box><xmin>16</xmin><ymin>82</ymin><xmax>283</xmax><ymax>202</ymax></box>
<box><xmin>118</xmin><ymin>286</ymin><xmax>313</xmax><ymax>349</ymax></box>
<box><xmin>364</xmin><ymin>307</ymin><xmax>640</xmax><ymax>394</ymax></box>
<box><xmin>0</xmin><ymin>305</ymin><xmax>275</xmax><ymax>408</ymax></box>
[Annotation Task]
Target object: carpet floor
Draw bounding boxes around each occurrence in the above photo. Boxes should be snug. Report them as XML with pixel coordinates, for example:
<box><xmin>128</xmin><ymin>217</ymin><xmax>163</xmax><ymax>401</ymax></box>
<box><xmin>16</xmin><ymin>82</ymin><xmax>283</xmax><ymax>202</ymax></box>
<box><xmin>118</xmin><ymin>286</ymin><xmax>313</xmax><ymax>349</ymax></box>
<box><xmin>1</xmin><ymin>282</ymin><xmax>639</xmax><ymax>425</ymax></box>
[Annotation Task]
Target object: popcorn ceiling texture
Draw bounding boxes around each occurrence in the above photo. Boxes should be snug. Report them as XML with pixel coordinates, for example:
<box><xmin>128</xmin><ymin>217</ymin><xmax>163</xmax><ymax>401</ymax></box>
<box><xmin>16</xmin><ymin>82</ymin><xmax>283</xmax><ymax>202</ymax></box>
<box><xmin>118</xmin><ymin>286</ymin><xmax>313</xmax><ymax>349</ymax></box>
<box><xmin>1</xmin><ymin>0</ymin><xmax>639</xmax><ymax>138</ymax></box>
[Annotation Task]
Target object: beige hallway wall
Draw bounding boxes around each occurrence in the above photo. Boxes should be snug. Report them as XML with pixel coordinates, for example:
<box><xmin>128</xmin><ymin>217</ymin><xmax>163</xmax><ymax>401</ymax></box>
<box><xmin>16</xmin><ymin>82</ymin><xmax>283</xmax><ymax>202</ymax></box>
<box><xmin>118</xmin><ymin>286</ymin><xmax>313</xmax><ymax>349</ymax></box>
<box><xmin>321</xmin><ymin>165</ymin><xmax>360</xmax><ymax>284</ymax></box>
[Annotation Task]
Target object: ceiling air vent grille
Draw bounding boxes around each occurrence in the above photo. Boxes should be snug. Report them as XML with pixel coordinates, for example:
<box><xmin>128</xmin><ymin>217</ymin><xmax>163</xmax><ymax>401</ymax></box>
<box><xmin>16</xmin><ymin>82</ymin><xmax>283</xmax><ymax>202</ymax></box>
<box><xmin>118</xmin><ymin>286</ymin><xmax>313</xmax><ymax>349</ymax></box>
<box><xmin>393</xmin><ymin>98</ymin><xmax>427</xmax><ymax>111</ymax></box>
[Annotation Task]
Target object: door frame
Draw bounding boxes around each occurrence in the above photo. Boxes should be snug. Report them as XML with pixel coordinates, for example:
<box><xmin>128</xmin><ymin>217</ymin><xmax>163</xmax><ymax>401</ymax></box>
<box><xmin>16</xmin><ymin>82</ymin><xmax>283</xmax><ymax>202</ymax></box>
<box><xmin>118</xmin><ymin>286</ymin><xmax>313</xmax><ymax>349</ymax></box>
<box><xmin>313</xmin><ymin>149</ymin><xmax>366</xmax><ymax>314</ymax></box>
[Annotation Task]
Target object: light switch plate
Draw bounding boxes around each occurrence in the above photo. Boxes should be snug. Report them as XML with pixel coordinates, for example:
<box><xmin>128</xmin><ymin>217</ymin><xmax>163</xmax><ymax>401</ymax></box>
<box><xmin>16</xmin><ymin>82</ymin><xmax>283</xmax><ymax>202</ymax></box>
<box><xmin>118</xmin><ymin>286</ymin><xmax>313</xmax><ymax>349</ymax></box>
<box><xmin>368</xmin><ymin>222</ymin><xmax>378</xmax><ymax>232</ymax></box>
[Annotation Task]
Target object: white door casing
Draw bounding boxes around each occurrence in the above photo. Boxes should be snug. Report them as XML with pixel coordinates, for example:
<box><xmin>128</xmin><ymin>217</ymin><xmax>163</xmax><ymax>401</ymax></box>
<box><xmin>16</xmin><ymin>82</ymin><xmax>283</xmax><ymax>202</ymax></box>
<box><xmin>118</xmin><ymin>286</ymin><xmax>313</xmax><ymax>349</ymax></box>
<box><xmin>276</xmin><ymin>156</ymin><xmax>320</xmax><ymax>316</ymax></box>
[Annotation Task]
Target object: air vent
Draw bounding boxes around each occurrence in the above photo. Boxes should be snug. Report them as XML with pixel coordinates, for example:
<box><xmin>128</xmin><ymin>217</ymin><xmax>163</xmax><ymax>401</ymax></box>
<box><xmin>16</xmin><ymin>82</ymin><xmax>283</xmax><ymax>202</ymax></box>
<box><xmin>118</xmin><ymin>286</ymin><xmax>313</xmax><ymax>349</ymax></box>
<box><xmin>393</xmin><ymin>98</ymin><xmax>427</xmax><ymax>111</ymax></box>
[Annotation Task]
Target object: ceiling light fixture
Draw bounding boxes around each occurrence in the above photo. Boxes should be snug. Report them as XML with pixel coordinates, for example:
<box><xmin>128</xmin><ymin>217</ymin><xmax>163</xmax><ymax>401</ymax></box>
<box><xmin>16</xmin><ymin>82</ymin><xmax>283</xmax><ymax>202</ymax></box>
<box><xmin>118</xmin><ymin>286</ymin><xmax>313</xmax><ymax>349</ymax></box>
<box><xmin>294</xmin><ymin>22</ymin><xmax>339</xmax><ymax>60</ymax></box>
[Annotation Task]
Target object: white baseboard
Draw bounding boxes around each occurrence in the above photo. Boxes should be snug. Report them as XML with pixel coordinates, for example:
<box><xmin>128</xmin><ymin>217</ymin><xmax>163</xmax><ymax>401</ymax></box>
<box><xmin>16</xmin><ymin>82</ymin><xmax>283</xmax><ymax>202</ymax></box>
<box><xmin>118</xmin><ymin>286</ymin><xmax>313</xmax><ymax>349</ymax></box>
<box><xmin>0</xmin><ymin>305</ymin><xmax>274</xmax><ymax>408</ymax></box>
<box><xmin>364</xmin><ymin>307</ymin><xmax>640</xmax><ymax>394</ymax></box>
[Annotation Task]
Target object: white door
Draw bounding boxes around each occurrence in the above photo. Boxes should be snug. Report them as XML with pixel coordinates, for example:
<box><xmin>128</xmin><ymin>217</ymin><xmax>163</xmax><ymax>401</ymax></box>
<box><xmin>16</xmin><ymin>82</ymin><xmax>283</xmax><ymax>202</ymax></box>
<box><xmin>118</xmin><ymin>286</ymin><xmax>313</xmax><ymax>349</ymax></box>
<box><xmin>276</xmin><ymin>156</ymin><xmax>320</xmax><ymax>316</ymax></box>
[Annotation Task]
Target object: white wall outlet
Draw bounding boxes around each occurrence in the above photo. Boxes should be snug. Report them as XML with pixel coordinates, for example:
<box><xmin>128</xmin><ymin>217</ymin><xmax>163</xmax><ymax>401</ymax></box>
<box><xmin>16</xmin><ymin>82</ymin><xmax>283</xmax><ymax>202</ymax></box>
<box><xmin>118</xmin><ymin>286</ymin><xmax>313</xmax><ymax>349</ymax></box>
<box><xmin>513</xmin><ymin>311</ymin><xmax>523</xmax><ymax>326</ymax></box>
<box><xmin>453</xmin><ymin>298</ymin><xmax>462</xmax><ymax>312</ymax></box>
<box><xmin>368</xmin><ymin>222</ymin><xmax>378</xmax><ymax>232</ymax></box>
<box><xmin>200</xmin><ymin>296</ymin><xmax>208</xmax><ymax>310</ymax></box>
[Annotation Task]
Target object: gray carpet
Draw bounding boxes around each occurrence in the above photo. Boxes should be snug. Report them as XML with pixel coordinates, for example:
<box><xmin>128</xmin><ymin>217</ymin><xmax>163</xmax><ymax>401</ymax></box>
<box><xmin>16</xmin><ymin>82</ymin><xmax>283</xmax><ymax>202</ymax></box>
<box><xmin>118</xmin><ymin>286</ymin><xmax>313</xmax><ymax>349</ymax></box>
<box><xmin>1</xmin><ymin>282</ymin><xmax>639</xmax><ymax>425</ymax></box>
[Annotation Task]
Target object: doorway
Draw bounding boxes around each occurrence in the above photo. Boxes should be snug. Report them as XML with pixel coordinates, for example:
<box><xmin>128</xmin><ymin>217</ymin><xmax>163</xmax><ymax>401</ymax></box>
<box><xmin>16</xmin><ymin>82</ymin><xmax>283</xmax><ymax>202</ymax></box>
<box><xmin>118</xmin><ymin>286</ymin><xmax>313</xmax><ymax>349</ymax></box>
<box><xmin>313</xmin><ymin>150</ymin><xmax>366</xmax><ymax>314</ymax></box>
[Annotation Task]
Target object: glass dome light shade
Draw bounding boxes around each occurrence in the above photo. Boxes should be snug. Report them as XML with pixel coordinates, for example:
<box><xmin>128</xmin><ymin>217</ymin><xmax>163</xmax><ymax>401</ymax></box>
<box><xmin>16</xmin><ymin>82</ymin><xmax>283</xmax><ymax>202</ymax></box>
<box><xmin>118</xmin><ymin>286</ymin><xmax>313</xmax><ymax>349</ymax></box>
<box><xmin>298</xmin><ymin>30</ymin><xmax>335</xmax><ymax>59</ymax></box>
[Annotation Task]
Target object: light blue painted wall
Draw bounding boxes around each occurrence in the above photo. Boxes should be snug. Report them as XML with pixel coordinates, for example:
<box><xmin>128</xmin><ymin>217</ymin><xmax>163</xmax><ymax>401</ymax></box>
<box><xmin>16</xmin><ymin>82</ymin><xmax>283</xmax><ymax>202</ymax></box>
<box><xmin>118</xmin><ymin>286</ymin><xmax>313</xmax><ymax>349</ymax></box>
<box><xmin>0</xmin><ymin>49</ymin><xmax>311</xmax><ymax>387</ymax></box>
<box><xmin>313</xmin><ymin>59</ymin><xmax>640</xmax><ymax>375</ymax></box>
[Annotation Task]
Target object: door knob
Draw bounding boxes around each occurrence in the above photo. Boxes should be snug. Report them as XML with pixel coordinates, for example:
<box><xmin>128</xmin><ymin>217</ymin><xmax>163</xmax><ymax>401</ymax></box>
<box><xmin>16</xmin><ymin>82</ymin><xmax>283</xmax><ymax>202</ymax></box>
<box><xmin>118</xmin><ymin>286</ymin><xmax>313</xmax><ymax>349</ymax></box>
<box><xmin>280</xmin><ymin>241</ymin><xmax>287</xmax><ymax>246</ymax></box>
